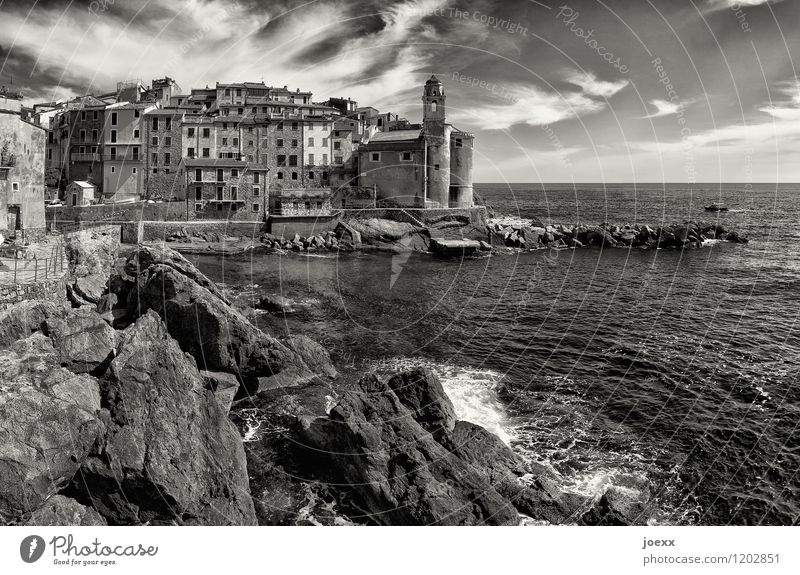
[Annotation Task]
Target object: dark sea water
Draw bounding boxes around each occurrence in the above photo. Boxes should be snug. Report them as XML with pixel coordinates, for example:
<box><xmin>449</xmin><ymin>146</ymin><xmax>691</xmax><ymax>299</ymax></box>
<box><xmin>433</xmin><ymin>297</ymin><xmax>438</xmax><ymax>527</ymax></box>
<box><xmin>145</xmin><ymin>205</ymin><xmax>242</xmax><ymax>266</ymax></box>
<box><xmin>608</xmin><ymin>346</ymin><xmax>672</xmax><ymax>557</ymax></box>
<box><xmin>190</xmin><ymin>182</ymin><xmax>800</xmax><ymax>526</ymax></box>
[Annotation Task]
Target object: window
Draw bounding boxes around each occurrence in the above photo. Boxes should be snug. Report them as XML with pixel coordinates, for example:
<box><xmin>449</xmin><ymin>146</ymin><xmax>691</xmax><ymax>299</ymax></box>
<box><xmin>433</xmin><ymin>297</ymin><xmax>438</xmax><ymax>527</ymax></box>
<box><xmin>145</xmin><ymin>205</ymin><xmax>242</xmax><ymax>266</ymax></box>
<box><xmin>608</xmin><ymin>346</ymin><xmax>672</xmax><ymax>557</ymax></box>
<box><xmin>79</xmin><ymin>146</ymin><xmax>86</xmax><ymax>154</ymax></box>
<box><xmin>277</xmin><ymin>154</ymin><xmax>286</xmax><ymax>167</ymax></box>
<box><xmin>202</xmin><ymin>128</ymin><xmax>210</xmax><ymax>138</ymax></box>
<box><xmin>289</xmin><ymin>155</ymin><xmax>298</xmax><ymax>166</ymax></box>
<box><xmin>133</xmin><ymin>129</ymin><xmax>139</xmax><ymax>139</ymax></box>
<box><xmin>216</xmin><ymin>186</ymin><xmax>223</xmax><ymax>200</ymax></box>
<box><xmin>371</xmin><ymin>152</ymin><xmax>380</xmax><ymax>162</ymax></box>
<box><xmin>308</xmin><ymin>137</ymin><xmax>314</xmax><ymax>147</ymax></box>
<box><xmin>93</xmin><ymin>111</ymin><xmax>98</xmax><ymax>120</ymax></box>
<box><xmin>202</xmin><ymin>148</ymin><xmax>210</xmax><ymax>158</ymax></box>
<box><xmin>248</xmin><ymin>140</ymin><xmax>253</xmax><ymax>147</ymax></box>
<box><xmin>217</xmin><ymin>204</ymin><xmax>223</xmax><ymax>211</ymax></box>
<box><xmin>322</xmin><ymin>154</ymin><xmax>328</xmax><ymax>164</ymax></box>
<box><xmin>165</xmin><ymin>118</ymin><xmax>171</xmax><ymax>129</ymax></box>
<box><xmin>217</xmin><ymin>169</ymin><xmax>224</xmax><ymax>182</ymax></box>
<box><xmin>252</xmin><ymin>203</ymin><xmax>259</xmax><ymax>212</ymax></box>
<box><xmin>151</xmin><ymin>153</ymin><xmax>157</xmax><ymax>164</ymax></box>
<box><xmin>222</xmin><ymin>137</ymin><xmax>228</xmax><ymax>146</ymax></box>
<box><xmin>308</xmin><ymin>124</ymin><xmax>314</xmax><ymax>131</ymax></box>
<box><xmin>334</xmin><ymin>141</ymin><xmax>341</xmax><ymax>150</ymax></box>
<box><xmin>81</xmin><ymin>111</ymin><xmax>86</xmax><ymax>121</ymax></box>
<box><xmin>434</xmin><ymin>163</ymin><xmax>440</xmax><ymax>170</ymax></box>
<box><xmin>224</xmin><ymin>88</ymin><xmax>231</xmax><ymax>96</ymax></box>
<box><xmin>305</xmin><ymin>201</ymin><xmax>311</xmax><ymax>210</ymax></box>
<box><xmin>253</xmin><ymin>186</ymin><xmax>260</xmax><ymax>197</ymax></box>
<box><xmin>195</xmin><ymin>203</ymin><xmax>202</xmax><ymax>211</ymax></box>
<box><xmin>431</xmin><ymin>101</ymin><xmax>437</xmax><ymax>112</ymax></box>
<box><xmin>12</xmin><ymin>182</ymin><xmax>19</xmax><ymax>192</ymax></box>
<box><xmin>164</xmin><ymin>137</ymin><xmax>171</xmax><ymax>146</ymax></box>
<box><xmin>277</xmin><ymin>171</ymin><xmax>283</xmax><ymax>180</ymax></box>
<box><xmin>195</xmin><ymin>186</ymin><xmax>202</xmax><ymax>200</ymax></box>
<box><xmin>323</xmin><ymin>124</ymin><xmax>329</xmax><ymax>131</ymax></box>
<box><xmin>254</xmin><ymin>172</ymin><xmax>260</xmax><ymax>184</ymax></box>
<box><xmin>238</xmin><ymin>108</ymin><xmax>243</xmax><ymax>115</ymax></box>
<box><xmin>308</xmin><ymin>154</ymin><xmax>314</xmax><ymax>165</ymax></box>
<box><xmin>291</xmin><ymin>172</ymin><xmax>298</xmax><ymax>180</ymax></box>
<box><xmin>111</xmin><ymin>166</ymin><xmax>116</xmax><ymax>173</ymax></box>
<box><xmin>308</xmin><ymin>171</ymin><xmax>314</xmax><ymax>179</ymax></box>
<box><xmin>455</xmin><ymin>138</ymin><xmax>463</xmax><ymax>148</ymax></box>
<box><xmin>322</xmin><ymin>138</ymin><xmax>328</xmax><ymax>146</ymax></box>
<box><xmin>277</xmin><ymin>122</ymin><xmax>284</xmax><ymax>131</ymax></box>
<box><xmin>401</xmin><ymin>151</ymin><xmax>412</xmax><ymax>161</ymax></box>
<box><xmin>231</xmin><ymin>169</ymin><xmax>238</xmax><ymax>177</ymax></box>
<box><xmin>188</xmin><ymin>127</ymin><xmax>195</xmax><ymax>137</ymax></box>
<box><xmin>233</xmin><ymin>138</ymin><xmax>239</xmax><ymax>146</ymax></box>
<box><xmin>110</xmin><ymin>130</ymin><xmax>117</xmax><ymax>143</ymax></box>
<box><xmin>80</xmin><ymin>129</ymin><xmax>86</xmax><ymax>141</ymax></box>
<box><xmin>188</xmin><ymin>147</ymin><xmax>195</xmax><ymax>158</ymax></box>
<box><xmin>322</xmin><ymin>171</ymin><xmax>328</xmax><ymax>180</ymax></box>
<box><xmin>291</xmin><ymin>122</ymin><xmax>298</xmax><ymax>130</ymax></box>
<box><xmin>316</xmin><ymin>201</ymin><xmax>322</xmax><ymax>209</ymax></box>
<box><xmin>195</xmin><ymin>168</ymin><xmax>202</xmax><ymax>181</ymax></box>
<box><xmin>132</xmin><ymin>167</ymin><xmax>137</xmax><ymax>174</ymax></box>
<box><xmin>291</xmin><ymin>139</ymin><xmax>298</xmax><ymax>147</ymax></box>
<box><xmin>277</xmin><ymin>139</ymin><xmax>284</xmax><ymax>147</ymax></box>
<box><xmin>236</xmin><ymin>89</ymin><xmax>242</xmax><ymax>97</ymax></box>
<box><xmin>164</xmin><ymin>152</ymin><xmax>171</xmax><ymax>164</ymax></box>
<box><xmin>110</xmin><ymin>147</ymin><xmax>117</xmax><ymax>159</ymax></box>
<box><xmin>133</xmin><ymin>148</ymin><xmax>139</xmax><ymax>160</ymax></box>
<box><xmin>152</xmin><ymin>117</ymin><xmax>159</xmax><ymax>130</ymax></box>
<box><xmin>231</xmin><ymin>186</ymin><xmax>238</xmax><ymax>200</ymax></box>
<box><xmin>134</xmin><ymin>109</ymin><xmax>140</xmax><ymax>118</ymax></box>
<box><xmin>152</xmin><ymin>136</ymin><xmax>159</xmax><ymax>146</ymax></box>
<box><xmin>152</xmin><ymin>168</ymin><xmax>158</xmax><ymax>174</ymax></box>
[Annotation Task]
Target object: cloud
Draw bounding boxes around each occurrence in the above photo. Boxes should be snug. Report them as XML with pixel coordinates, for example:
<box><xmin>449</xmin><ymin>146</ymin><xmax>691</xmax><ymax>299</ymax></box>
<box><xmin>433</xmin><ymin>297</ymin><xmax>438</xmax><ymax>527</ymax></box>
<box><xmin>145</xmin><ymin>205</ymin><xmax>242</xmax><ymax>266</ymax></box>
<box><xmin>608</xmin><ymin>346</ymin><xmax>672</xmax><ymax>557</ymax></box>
<box><xmin>563</xmin><ymin>70</ymin><xmax>629</xmax><ymax>99</ymax></box>
<box><xmin>706</xmin><ymin>0</ymin><xmax>783</xmax><ymax>10</ymax></box>
<box><xmin>640</xmin><ymin>98</ymin><xmax>686</xmax><ymax>119</ymax></box>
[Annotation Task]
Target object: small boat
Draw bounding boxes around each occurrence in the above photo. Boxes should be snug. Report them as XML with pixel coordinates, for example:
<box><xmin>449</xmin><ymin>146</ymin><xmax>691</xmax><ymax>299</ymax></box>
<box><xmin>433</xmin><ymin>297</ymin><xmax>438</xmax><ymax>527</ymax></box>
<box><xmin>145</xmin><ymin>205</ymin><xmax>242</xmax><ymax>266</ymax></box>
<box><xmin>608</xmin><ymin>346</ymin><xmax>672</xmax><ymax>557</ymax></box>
<box><xmin>704</xmin><ymin>203</ymin><xmax>729</xmax><ymax>212</ymax></box>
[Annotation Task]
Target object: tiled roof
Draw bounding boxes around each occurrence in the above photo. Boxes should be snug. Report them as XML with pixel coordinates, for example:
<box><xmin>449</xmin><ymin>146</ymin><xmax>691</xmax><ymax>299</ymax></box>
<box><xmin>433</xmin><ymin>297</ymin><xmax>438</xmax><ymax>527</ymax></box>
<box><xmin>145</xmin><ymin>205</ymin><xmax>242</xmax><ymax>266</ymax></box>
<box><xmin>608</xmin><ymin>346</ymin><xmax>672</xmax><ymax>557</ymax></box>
<box><xmin>367</xmin><ymin>129</ymin><xmax>422</xmax><ymax>142</ymax></box>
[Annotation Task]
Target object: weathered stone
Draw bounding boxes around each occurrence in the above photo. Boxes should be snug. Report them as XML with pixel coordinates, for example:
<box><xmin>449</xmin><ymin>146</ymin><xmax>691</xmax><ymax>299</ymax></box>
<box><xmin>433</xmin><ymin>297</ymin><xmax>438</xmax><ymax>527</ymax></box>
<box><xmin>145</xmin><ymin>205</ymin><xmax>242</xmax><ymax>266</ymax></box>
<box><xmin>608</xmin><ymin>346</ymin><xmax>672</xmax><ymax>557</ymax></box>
<box><xmin>0</xmin><ymin>299</ymin><xmax>67</xmax><ymax>347</ymax></box>
<box><xmin>71</xmin><ymin>312</ymin><xmax>256</xmax><ymax>525</ymax></box>
<box><xmin>386</xmin><ymin>367</ymin><xmax>456</xmax><ymax>440</ymax></box>
<box><xmin>0</xmin><ymin>334</ymin><xmax>103</xmax><ymax>523</ymax></box>
<box><xmin>26</xmin><ymin>495</ymin><xmax>107</xmax><ymax>526</ymax></box>
<box><xmin>299</xmin><ymin>374</ymin><xmax>519</xmax><ymax>526</ymax></box>
<box><xmin>257</xmin><ymin>294</ymin><xmax>297</xmax><ymax>314</ymax></box>
<box><xmin>45</xmin><ymin>308</ymin><xmax>116</xmax><ymax>375</ymax></box>
<box><xmin>201</xmin><ymin>370</ymin><xmax>241</xmax><ymax>413</ymax></box>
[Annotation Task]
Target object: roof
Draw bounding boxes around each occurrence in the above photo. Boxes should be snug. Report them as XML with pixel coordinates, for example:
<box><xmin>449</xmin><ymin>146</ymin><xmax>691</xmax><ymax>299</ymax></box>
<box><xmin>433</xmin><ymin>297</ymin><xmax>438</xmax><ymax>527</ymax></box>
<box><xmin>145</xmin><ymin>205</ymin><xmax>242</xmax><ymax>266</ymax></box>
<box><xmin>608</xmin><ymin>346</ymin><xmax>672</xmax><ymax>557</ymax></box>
<box><xmin>367</xmin><ymin>129</ymin><xmax>422</xmax><ymax>143</ymax></box>
<box><xmin>71</xmin><ymin>180</ymin><xmax>96</xmax><ymax>189</ymax></box>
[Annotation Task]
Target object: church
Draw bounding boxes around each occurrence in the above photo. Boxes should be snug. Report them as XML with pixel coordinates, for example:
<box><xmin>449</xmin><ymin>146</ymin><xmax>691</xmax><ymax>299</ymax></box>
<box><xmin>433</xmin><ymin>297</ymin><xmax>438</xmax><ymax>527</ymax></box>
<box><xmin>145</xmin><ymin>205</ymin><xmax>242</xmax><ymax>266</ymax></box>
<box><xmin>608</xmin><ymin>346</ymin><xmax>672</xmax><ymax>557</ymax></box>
<box><xmin>357</xmin><ymin>76</ymin><xmax>474</xmax><ymax>208</ymax></box>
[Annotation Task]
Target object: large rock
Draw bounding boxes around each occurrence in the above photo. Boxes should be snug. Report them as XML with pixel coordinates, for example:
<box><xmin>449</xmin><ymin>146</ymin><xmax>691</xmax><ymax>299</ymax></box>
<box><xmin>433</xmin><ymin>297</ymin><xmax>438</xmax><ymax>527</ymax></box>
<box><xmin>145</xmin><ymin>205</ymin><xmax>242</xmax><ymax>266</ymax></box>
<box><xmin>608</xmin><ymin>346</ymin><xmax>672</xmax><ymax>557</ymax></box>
<box><xmin>386</xmin><ymin>367</ymin><xmax>456</xmax><ymax>440</ymax></box>
<box><xmin>45</xmin><ymin>308</ymin><xmax>116</xmax><ymax>375</ymax></box>
<box><xmin>26</xmin><ymin>495</ymin><xmax>107</xmax><ymax>526</ymax></box>
<box><xmin>71</xmin><ymin>312</ymin><xmax>256</xmax><ymax>525</ymax></box>
<box><xmin>127</xmin><ymin>245</ymin><xmax>335</xmax><ymax>387</ymax></box>
<box><xmin>345</xmin><ymin>218</ymin><xmax>429</xmax><ymax>252</ymax></box>
<box><xmin>0</xmin><ymin>334</ymin><xmax>104</xmax><ymax>523</ymax></box>
<box><xmin>64</xmin><ymin>229</ymin><xmax>118</xmax><ymax>306</ymax></box>
<box><xmin>0</xmin><ymin>299</ymin><xmax>67</xmax><ymax>347</ymax></box>
<box><xmin>299</xmin><ymin>374</ymin><xmax>519</xmax><ymax>525</ymax></box>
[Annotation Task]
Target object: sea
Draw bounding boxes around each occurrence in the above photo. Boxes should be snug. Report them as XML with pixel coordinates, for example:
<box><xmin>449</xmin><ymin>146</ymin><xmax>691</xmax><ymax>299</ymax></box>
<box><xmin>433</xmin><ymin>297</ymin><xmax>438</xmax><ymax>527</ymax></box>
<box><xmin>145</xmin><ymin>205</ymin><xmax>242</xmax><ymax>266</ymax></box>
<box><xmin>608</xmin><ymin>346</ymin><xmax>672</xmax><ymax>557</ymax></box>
<box><xmin>188</xmin><ymin>182</ymin><xmax>800</xmax><ymax>526</ymax></box>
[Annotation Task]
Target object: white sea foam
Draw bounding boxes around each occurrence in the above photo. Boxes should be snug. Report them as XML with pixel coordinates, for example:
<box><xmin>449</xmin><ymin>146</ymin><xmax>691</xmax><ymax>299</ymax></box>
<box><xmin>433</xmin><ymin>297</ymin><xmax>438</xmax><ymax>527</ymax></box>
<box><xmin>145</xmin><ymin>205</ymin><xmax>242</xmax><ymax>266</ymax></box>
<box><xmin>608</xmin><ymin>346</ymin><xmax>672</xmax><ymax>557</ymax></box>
<box><xmin>371</xmin><ymin>358</ymin><xmax>515</xmax><ymax>445</ymax></box>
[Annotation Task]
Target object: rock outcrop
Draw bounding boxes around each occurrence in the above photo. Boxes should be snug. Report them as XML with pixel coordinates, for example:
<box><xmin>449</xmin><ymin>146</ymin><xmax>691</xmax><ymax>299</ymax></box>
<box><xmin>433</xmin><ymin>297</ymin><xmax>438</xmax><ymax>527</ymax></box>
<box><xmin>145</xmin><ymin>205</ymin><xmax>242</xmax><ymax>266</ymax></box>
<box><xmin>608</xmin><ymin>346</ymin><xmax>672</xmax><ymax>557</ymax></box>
<box><xmin>0</xmin><ymin>334</ymin><xmax>104</xmax><ymax>523</ymax></box>
<box><xmin>25</xmin><ymin>495</ymin><xmax>108</xmax><ymax>526</ymax></box>
<box><xmin>64</xmin><ymin>229</ymin><xmax>118</xmax><ymax>306</ymax></box>
<box><xmin>69</xmin><ymin>312</ymin><xmax>257</xmax><ymax>525</ymax></box>
<box><xmin>45</xmin><ymin>308</ymin><xmax>116</xmax><ymax>374</ymax></box>
<box><xmin>300</xmin><ymin>371</ymin><xmax>520</xmax><ymax>525</ymax></box>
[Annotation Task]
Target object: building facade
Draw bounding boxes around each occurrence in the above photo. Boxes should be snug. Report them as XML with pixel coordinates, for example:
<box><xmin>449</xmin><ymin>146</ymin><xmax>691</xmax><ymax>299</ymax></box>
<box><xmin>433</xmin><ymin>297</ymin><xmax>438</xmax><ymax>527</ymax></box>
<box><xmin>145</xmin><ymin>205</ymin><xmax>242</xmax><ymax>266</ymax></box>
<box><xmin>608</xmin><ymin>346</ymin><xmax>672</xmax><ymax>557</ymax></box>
<box><xmin>0</xmin><ymin>91</ymin><xmax>46</xmax><ymax>240</ymax></box>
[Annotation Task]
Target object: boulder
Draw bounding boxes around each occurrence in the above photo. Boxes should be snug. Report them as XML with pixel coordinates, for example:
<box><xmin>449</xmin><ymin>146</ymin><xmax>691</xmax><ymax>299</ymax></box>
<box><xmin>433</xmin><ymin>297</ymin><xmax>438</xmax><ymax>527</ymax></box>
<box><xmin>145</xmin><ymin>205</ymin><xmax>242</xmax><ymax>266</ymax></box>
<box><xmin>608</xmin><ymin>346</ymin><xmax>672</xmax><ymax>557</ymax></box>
<box><xmin>580</xmin><ymin>484</ymin><xmax>654</xmax><ymax>526</ymax></box>
<box><xmin>25</xmin><ymin>495</ymin><xmax>107</xmax><ymax>526</ymax></box>
<box><xmin>129</xmin><ymin>247</ymin><xmax>334</xmax><ymax>387</ymax></box>
<box><xmin>0</xmin><ymin>334</ymin><xmax>104</xmax><ymax>522</ymax></box>
<box><xmin>386</xmin><ymin>367</ymin><xmax>456</xmax><ymax>440</ymax></box>
<box><xmin>0</xmin><ymin>299</ymin><xmax>67</xmax><ymax>347</ymax></box>
<box><xmin>299</xmin><ymin>373</ymin><xmax>519</xmax><ymax>525</ymax></box>
<box><xmin>45</xmin><ymin>308</ymin><xmax>116</xmax><ymax>375</ymax></box>
<box><xmin>257</xmin><ymin>294</ymin><xmax>297</xmax><ymax>314</ymax></box>
<box><xmin>64</xmin><ymin>229</ymin><xmax>118</xmax><ymax>307</ymax></box>
<box><xmin>200</xmin><ymin>370</ymin><xmax>241</xmax><ymax>413</ymax></box>
<box><xmin>71</xmin><ymin>312</ymin><xmax>257</xmax><ymax>525</ymax></box>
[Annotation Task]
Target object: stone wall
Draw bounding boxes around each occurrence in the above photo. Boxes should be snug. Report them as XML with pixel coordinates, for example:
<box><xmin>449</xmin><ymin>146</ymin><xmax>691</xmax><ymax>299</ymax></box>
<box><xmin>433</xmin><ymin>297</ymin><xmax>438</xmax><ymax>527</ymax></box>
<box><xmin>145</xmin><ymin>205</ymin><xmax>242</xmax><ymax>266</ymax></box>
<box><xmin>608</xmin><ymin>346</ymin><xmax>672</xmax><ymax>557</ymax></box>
<box><xmin>0</xmin><ymin>275</ymin><xmax>67</xmax><ymax>310</ymax></box>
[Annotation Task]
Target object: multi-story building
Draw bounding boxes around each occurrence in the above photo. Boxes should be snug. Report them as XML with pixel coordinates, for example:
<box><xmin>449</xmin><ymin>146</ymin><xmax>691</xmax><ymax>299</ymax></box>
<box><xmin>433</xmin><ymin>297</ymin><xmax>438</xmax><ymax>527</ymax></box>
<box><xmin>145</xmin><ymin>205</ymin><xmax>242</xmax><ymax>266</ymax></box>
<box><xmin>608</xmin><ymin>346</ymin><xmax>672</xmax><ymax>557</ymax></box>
<box><xmin>0</xmin><ymin>90</ymin><xmax>46</xmax><ymax>240</ymax></box>
<box><xmin>60</xmin><ymin>96</ymin><xmax>106</xmax><ymax>190</ymax></box>
<box><xmin>144</xmin><ymin>108</ymin><xmax>184</xmax><ymax>199</ymax></box>
<box><xmin>102</xmin><ymin>102</ymin><xmax>152</xmax><ymax>202</ymax></box>
<box><xmin>183</xmin><ymin>158</ymin><xmax>267</xmax><ymax>220</ymax></box>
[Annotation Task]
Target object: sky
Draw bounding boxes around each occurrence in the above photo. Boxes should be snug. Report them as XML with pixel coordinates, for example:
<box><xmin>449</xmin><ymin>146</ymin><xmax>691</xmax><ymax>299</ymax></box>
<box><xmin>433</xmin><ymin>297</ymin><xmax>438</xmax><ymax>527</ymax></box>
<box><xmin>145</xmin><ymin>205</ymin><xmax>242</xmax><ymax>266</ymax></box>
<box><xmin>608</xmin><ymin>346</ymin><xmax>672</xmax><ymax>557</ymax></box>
<box><xmin>1</xmin><ymin>0</ymin><xmax>799</xmax><ymax>183</ymax></box>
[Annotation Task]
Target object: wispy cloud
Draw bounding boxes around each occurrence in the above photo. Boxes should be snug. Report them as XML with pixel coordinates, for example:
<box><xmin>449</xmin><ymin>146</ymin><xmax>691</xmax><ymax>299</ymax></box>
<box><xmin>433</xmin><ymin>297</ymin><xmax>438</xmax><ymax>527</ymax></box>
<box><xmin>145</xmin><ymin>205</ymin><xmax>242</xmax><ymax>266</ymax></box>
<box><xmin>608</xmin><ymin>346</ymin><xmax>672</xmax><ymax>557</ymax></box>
<box><xmin>640</xmin><ymin>98</ymin><xmax>689</xmax><ymax>119</ymax></box>
<box><xmin>706</xmin><ymin>0</ymin><xmax>783</xmax><ymax>10</ymax></box>
<box><xmin>563</xmin><ymin>70</ymin><xmax>629</xmax><ymax>99</ymax></box>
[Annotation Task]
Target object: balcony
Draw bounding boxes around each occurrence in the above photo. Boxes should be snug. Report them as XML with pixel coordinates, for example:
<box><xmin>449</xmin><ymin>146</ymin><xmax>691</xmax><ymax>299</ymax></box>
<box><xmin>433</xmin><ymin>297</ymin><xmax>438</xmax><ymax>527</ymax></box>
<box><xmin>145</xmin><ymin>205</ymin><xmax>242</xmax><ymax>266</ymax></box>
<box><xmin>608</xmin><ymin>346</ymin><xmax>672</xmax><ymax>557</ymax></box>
<box><xmin>102</xmin><ymin>154</ymin><xmax>142</xmax><ymax>162</ymax></box>
<box><xmin>70</xmin><ymin>153</ymin><xmax>100</xmax><ymax>162</ymax></box>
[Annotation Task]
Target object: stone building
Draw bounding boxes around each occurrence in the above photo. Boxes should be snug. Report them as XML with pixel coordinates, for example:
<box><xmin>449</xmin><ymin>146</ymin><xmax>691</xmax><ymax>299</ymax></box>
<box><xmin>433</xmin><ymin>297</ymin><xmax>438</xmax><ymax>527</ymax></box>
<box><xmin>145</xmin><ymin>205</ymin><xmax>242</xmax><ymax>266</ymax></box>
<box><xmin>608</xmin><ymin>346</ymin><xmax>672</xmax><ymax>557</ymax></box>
<box><xmin>357</xmin><ymin>76</ymin><xmax>473</xmax><ymax>208</ymax></box>
<box><xmin>144</xmin><ymin>108</ymin><xmax>184</xmax><ymax>199</ymax></box>
<box><xmin>59</xmin><ymin>95</ymin><xmax>106</xmax><ymax>190</ymax></box>
<box><xmin>184</xmin><ymin>158</ymin><xmax>266</xmax><ymax>221</ymax></box>
<box><xmin>0</xmin><ymin>91</ymin><xmax>46</xmax><ymax>241</ymax></box>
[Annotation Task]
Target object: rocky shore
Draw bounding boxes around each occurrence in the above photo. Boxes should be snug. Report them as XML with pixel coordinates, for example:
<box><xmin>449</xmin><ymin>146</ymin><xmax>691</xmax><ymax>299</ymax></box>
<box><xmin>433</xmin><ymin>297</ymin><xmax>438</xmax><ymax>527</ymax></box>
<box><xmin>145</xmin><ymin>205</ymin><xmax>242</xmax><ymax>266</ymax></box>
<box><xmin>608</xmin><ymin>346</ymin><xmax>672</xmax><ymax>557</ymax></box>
<box><xmin>160</xmin><ymin>216</ymin><xmax>748</xmax><ymax>257</ymax></box>
<box><xmin>1</xmin><ymin>229</ymin><xmax>656</xmax><ymax>526</ymax></box>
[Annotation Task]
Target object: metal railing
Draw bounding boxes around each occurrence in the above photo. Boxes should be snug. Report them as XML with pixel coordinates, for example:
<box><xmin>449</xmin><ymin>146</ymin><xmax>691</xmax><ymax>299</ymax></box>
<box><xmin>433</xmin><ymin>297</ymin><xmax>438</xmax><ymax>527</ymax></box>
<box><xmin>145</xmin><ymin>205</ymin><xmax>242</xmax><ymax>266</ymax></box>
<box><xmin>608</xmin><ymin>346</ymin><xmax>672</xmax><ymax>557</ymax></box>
<box><xmin>0</xmin><ymin>244</ymin><xmax>66</xmax><ymax>285</ymax></box>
